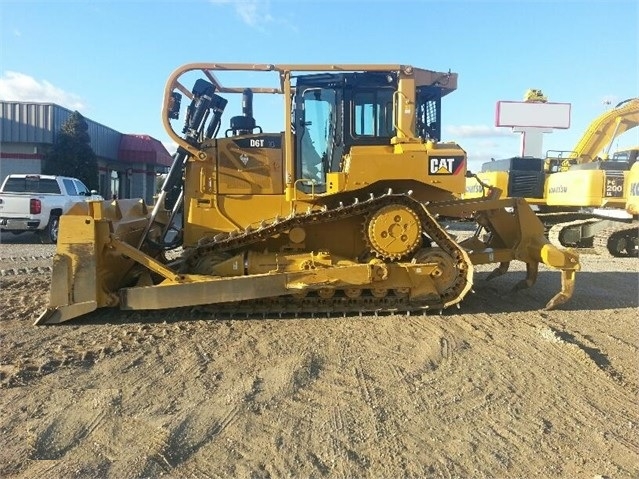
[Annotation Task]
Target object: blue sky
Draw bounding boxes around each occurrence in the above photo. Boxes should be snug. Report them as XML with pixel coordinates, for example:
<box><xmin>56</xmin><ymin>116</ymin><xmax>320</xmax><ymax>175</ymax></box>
<box><xmin>1</xmin><ymin>0</ymin><xmax>637</xmax><ymax>171</ymax></box>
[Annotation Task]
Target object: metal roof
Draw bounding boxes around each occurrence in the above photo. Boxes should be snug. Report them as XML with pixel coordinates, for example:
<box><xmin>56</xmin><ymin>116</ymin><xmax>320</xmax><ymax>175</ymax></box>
<box><xmin>0</xmin><ymin>102</ymin><xmax>170</xmax><ymax>166</ymax></box>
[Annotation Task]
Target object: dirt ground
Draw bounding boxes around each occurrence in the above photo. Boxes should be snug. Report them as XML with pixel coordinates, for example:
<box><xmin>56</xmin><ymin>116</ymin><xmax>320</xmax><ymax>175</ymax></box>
<box><xmin>1</xmin><ymin>232</ymin><xmax>638</xmax><ymax>479</ymax></box>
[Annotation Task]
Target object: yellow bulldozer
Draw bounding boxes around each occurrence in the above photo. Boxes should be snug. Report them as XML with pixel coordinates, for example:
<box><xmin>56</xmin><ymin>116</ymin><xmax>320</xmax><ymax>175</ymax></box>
<box><xmin>36</xmin><ymin>63</ymin><xmax>580</xmax><ymax>325</ymax></box>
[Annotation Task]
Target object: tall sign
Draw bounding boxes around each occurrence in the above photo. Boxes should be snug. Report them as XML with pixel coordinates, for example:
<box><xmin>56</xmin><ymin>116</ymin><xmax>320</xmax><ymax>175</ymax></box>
<box><xmin>495</xmin><ymin>91</ymin><xmax>571</xmax><ymax>158</ymax></box>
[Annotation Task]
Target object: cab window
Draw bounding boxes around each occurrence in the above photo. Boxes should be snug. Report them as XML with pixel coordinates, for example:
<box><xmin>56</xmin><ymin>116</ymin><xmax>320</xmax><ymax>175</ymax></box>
<box><xmin>299</xmin><ymin>87</ymin><xmax>336</xmax><ymax>185</ymax></box>
<box><xmin>63</xmin><ymin>178</ymin><xmax>78</xmax><ymax>195</ymax></box>
<box><xmin>352</xmin><ymin>89</ymin><xmax>394</xmax><ymax>138</ymax></box>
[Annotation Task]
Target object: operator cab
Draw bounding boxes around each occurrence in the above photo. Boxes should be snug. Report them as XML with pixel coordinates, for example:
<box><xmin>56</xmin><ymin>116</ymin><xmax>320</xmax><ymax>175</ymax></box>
<box><xmin>612</xmin><ymin>147</ymin><xmax>638</xmax><ymax>166</ymax></box>
<box><xmin>293</xmin><ymin>72</ymin><xmax>444</xmax><ymax>193</ymax></box>
<box><xmin>164</xmin><ymin>67</ymin><xmax>450</xmax><ymax>199</ymax></box>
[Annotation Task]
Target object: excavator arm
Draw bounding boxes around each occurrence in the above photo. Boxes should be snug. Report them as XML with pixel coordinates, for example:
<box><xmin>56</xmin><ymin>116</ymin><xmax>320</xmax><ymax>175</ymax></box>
<box><xmin>569</xmin><ymin>98</ymin><xmax>639</xmax><ymax>162</ymax></box>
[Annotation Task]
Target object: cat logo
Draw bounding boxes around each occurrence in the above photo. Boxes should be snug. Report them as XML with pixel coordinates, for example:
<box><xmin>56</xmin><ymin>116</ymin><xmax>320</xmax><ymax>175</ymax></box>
<box><xmin>239</xmin><ymin>153</ymin><xmax>250</xmax><ymax>166</ymax></box>
<box><xmin>428</xmin><ymin>156</ymin><xmax>464</xmax><ymax>175</ymax></box>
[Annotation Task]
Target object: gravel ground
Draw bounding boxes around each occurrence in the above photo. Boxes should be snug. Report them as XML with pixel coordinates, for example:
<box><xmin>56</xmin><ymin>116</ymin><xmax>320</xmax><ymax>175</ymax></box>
<box><xmin>1</xmin><ymin>229</ymin><xmax>638</xmax><ymax>479</ymax></box>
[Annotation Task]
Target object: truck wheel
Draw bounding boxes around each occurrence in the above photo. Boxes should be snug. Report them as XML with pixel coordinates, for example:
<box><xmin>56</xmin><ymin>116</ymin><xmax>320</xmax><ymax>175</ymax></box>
<box><xmin>40</xmin><ymin>215</ymin><xmax>60</xmax><ymax>244</ymax></box>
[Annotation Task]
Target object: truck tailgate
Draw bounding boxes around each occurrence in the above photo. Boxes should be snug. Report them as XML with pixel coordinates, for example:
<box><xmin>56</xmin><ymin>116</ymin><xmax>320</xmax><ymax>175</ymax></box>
<box><xmin>0</xmin><ymin>194</ymin><xmax>36</xmax><ymax>218</ymax></box>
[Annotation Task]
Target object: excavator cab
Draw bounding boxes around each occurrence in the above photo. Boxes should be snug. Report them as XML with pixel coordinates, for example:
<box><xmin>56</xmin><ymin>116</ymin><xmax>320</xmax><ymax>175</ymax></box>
<box><xmin>36</xmin><ymin>63</ymin><xmax>580</xmax><ymax>325</ymax></box>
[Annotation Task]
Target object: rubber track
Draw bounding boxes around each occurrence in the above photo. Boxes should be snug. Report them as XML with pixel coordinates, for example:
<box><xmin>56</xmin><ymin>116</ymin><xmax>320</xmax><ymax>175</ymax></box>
<box><xmin>181</xmin><ymin>192</ymin><xmax>473</xmax><ymax>316</ymax></box>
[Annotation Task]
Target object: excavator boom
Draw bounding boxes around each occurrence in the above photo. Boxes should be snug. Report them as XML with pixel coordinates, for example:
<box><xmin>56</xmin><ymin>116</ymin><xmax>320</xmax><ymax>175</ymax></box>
<box><xmin>568</xmin><ymin>98</ymin><xmax>639</xmax><ymax>162</ymax></box>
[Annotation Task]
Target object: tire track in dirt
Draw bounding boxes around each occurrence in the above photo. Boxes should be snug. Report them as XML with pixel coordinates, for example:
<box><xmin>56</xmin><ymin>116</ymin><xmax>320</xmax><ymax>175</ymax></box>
<box><xmin>0</xmin><ymin>253</ymin><xmax>54</xmax><ymax>263</ymax></box>
<box><xmin>13</xmin><ymin>323</ymin><xmax>243</xmax><ymax>478</ymax></box>
<box><xmin>439</xmin><ymin>311</ymin><xmax>639</xmax><ymax>476</ymax></box>
<box><xmin>354</xmin><ymin>360</ymin><xmax>407</xmax><ymax>474</ymax></box>
<box><xmin>0</xmin><ymin>266</ymin><xmax>53</xmax><ymax>276</ymax></box>
<box><xmin>2</xmin><ymin>251</ymin><xmax>638</xmax><ymax>478</ymax></box>
<box><xmin>0</xmin><ymin>318</ymin><xmax>218</xmax><ymax>390</ymax></box>
<box><xmin>345</xmin><ymin>308</ymin><xmax>639</xmax><ymax>477</ymax></box>
<box><xmin>531</xmin><ymin>326</ymin><xmax>639</xmax><ymax>469</ymax></box>
<box><xmin>141</xmin><ymin>405</ymin><xmax>242</xmax><ymax>477</ymax></box>
<box><xmin>134</xmin><ymin>341</ymin><xmax>331</xmax><ymax>478</ymax></box>
<box><xmin>326</xmin><ymin>406</ymin><xmax>350</xmax><ymax>478</ymax></box>
<box><xmin>27</xmin><ymin>389</ymin><xmax>121</xmax><ymax>465</ymax></box>
<box><xmin>0</xmin><ymin>253</ymin><xmax>54</xmax><ymax>277</ymax></box>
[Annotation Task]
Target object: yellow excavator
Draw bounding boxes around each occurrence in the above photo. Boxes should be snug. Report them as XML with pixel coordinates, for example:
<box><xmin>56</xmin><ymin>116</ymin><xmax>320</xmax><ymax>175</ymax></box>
<box><xmin>466</xmin><ymin>97</ymin><xmax>639</xmax><ymax>256</ymax></box>
<box><xmin>36</xmin><ymin>63</ymin><xmax>579</xmax><ymax>325</ymax></box>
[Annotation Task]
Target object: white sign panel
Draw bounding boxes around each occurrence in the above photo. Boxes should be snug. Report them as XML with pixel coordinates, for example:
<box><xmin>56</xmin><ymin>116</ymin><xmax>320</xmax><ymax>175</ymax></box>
<box><xmin>495</xmin><ymin>101</ymin><xmax>571</xmax><ymax>129</ymax></box>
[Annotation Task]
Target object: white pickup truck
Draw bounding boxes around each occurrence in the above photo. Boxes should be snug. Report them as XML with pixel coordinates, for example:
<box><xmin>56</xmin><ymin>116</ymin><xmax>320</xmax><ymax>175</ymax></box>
<box><xmin>0</xmin><ymin>174</ymin><xmax>103</xmax><ymax>243</ymax></box>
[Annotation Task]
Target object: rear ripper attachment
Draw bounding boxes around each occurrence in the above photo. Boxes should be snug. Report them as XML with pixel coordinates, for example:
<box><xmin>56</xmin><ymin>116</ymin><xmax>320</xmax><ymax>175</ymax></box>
<box><xmin>429</xmin><ymin>194</ymin><xmax>580</xmax><ymax>310</ymax></box>
<box><xmin>36</xmin><ymin>62</ymin><xmax>580</xmax><ymax>324</ymax></box>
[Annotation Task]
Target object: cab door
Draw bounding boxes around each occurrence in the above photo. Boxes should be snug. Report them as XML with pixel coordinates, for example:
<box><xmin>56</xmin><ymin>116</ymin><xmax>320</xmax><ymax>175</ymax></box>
<box><xmin>294</xmin><ymin>86</ymin><xmax>339</xmax><ymax>194</ymax></box>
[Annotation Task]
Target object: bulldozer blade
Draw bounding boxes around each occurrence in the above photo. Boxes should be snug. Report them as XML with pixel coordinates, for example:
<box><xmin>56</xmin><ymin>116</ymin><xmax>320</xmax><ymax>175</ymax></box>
<box><xmin>35</xmin><ymin>199</ymin><xmax>155</xmax><ymax>325</ymax></box>
<box><xmin>35</xmin><ymin>237</ymin><xmax>101</xmax><ymax>325</ymax></box>
<box><xmin>36</xmin><ymin>302</ymin><xmax>97</xmax><ymax>325</ymax></box>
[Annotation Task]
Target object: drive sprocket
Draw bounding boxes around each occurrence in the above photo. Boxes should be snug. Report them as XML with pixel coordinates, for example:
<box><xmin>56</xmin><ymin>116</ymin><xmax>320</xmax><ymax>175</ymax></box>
<box><xmin>365</xmin><ymin>204</ymin><xmax>422</xmax><ymax>260</ymax></box>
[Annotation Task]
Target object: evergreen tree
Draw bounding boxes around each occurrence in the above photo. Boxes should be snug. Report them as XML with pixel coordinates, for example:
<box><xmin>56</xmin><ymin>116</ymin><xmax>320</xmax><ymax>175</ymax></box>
<box><xmin>42</xmin><ymin>111</ymin><xmax>99</xmax><ymax>190</ymax></box>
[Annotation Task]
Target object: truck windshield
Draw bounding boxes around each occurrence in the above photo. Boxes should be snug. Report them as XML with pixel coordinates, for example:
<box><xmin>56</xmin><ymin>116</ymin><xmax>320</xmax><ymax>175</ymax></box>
<box><xmin>2</xmin><ymin>177</ymin><xmax>61</xmax><ymax>194</ymax></box>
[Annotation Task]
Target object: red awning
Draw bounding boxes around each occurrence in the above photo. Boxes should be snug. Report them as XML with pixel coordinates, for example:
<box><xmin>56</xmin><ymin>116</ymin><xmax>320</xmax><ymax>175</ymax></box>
<box><xmin>118</xmin><ymin>134</ymin><xmax>172</xmax><ymax>167</ymax></box>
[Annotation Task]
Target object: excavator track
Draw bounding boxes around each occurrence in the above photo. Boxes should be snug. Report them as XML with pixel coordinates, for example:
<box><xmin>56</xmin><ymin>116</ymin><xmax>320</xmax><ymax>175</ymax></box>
<box><xmin>537</xmin><ymin>212</ymin><xmax>594</xmax><ymax>226</ymax></box>
<box><xmin>538</xmin><ymin>212</ymin><xmax>595</xmax><ymax>247</ymax></box>
<box><xmin>592</xmin><ymin>222</ymin><xmax>639</xmax><ymax>257</ymax></box>
<box><xmin>543</xmin><ymin>212</ymin><xmax>637</xmax><ymax>256</ymax></box>
<box><xmin>547</xmin><ymin>218</ymin><xmax>599</xmax><ymax>248</ymax></box>
<box><xmin>178</xmin><ymin>191</ymin><xmax>473</xmax><ymax>316</ymax></box>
